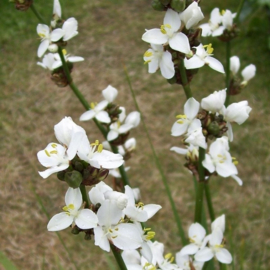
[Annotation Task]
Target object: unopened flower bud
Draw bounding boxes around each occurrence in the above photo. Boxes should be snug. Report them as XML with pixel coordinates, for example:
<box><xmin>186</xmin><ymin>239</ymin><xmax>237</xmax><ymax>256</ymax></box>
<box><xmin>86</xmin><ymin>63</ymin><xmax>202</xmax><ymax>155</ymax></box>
<box><xmin>208</xmin><ymin>121</ymin><xmax>220</xmax><ymax>136</ymax></box>
<box><xmin>151</xmin><ymin>0</ymin><xmax>166</xmax><ymax>11</ymax></box>
<box><xmin>14</xmin><ymin>0</ymin><xmax>33</xmax><ymax>11</ymax></box>
<box><xmin>65</xmin><ymin>171</ymin><xmax>83</xmax><ymax>188</ymax></box>
<box><xmin>104</xmin><ymin>191</ymin><xmax>128</xmax><ymax>210</ymax></box>
<box><xmin>82</xmin><ymin>166</ymin><xmax>109</xmax><ymax>186</ymax></box>
<box><xmin>57</xmin><ymin>170</ymin><xmax>66</xmax><ymax>181</ymax></box>
<box><xmin>170</xmin><ymin>0</ymin><xmax>186</xmax><ymax>12</ymax></box>
<box><xmin>71</xmin><ymin>226</ymin><xmax>80</xmax><ymax>235</ymax></box>
<box><xmin>74</xmin><ymin>161</ymin><xmax>84</xmax><ymax>172</ymax></box>
<box><xmin>48</xmin><ymin>44</ymin><xmax>58</xmax><ymax>53</ymax></box>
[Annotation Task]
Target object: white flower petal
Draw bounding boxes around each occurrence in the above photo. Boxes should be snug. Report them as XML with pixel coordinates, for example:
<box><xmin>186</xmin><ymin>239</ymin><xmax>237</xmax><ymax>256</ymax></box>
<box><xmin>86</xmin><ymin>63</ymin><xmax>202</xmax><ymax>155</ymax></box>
<box><xmin>160</xmin><ymin>51</ymin><xmax>175</xmax><ymax>79</ymax></box>
<box><xmin>215</xmin><ymin>248</ymin><xmax>232</xmax><ymax>264</ymax></box>
<box><xmin>142</xmin><ymin>29</ymin><xmax>168</xmax><ymax>44</ymax></box>
<box><xmin>195</xmin><ymin>247</ymin><xmax>214</xmax><ymax>262</ymax></box>
<box><xmin>47</xmin><ymin>212</ymin><xmax>73</xmax><ymax>231</ymax></box>
<box><xmin>75</xmin><ymin>209</ymin><xmax>98</xmax><ymax>229</ymax></box>
<box><xmin>206</xmin><ymin>57</ymin><xmax>225</xmax><ymax>73</ymax></box>
<box><xmin>169</xmin><ymin>32</ymin><xmax>191</xmax><ymax>54</ymax></box>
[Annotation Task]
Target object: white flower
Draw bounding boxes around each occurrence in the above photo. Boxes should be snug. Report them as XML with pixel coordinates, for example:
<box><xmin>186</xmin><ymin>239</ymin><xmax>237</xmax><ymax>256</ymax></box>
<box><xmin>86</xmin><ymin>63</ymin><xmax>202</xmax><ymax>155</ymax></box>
<box><xmin>52</xmin><ymin>49</ymin><xmax>84</xmax><ymax>69</ymax></box>
<box><xmin>80</xmin><ymin>100</ymin><xmax>110</xmax><ymax>124</ymax></box>
<box><xmin>37</xmin><ymin>53</ymin><xmax>56</xmax><ymax>71</ymax></box>
<box><xmin>200</xmin><ymin>8</ymin><xmax>224</xmax><ymax>37</ymax></box>
<box><xmin>143</xmin><ymin>44</ymin><xmax>175</xmax><ymax>79</ymax></box>
<box><xmin>171</xmin><ymin>97</ymin><xmax>200</xmax><ymax>137</ymax></box>
<box><xmin>184</xmin><ymin>44</ymin><xmax>225</xmax><ymax>73</ymax></box>
<box><xmin>47</xmin><ymin>187</ymin><xmax>98</xmax><ymax>231</ymax></box>
<box><xmin>230</xmin><ymin>56</ymin><xmax>240</xmax><ymax>75</ymax></box>
<box><xmin>51</xmin><ymin>17</ymin><xmax>78</xmax><ymax>42</ymax></box>
<box><xmin>94</xmin><ymin>200</ymin><xmax>143</xmax><ymax>252</ymax></box>
<box><xmin>142</xmin><ymin>9</ymin><xmax>192</xmax><ymax>55</ymax></box>
<box><xmin>222</xmin><ymin>10</ymin><xmax>236</xmax><ymax>31</ymax></box>
<box><xmin>102</xmin><ymin>85</ymin><xmax>118</xmax><ymax>103</ymax></box>
<box><xmin>202</xmin><ymin>139</ymin><xmax>237</xmax><ymax>177</ymax></box>
<box><xmin>195</xmin><ymin>229</ymin><xmax>232</xmax><ymax>264</ymax></box>
<box><xmin>125</xmin><ymin>111</ymin><xmax>141</xmax><ymax>128</ymax></box>
<box><xmin>37</xmin><ymin>142</ymin><xmax>70</xmax><ymax>178</ymax></box>
<box><xmin>185</xmin><ymin>119</ymin><xmax>207</xmax><ymax>149</ymax></box>
<box><xmin>37</xmin><ymin>24</ymin><xmax>53</xmax><ymax>57</ymax></box>
<box><xmin>104</xmin><ymin>190</ymin><xmax>128</xmax><ymax>210</ymax></box>
<box><xmin>77</xmin><ymin>137</ymin><xmax>124</xmax><ymax>169</ymax></box>
<box><xmin>201</xmin><ymin>89</ymin><xmax>226</xmax><ymax>113</ymax></box>
<box><xmin>180</xmin><ymin>223</ymin><xmax>206</xmax><ymax>256</ymax></box>
<box><xmin>241</xmin><ymin>64</ymin><xmax>256</xmax><ymax>85</ymax></box>
<box><xmin>211</xmin><ymin>214</ymin><xmax>225</xmax><ymax>233</ymax></box>
<box><xmin>54</xmin><ymin>116</ymin><xmax>87</xmax><ymax>159</ymax></box>
<box><xmin>51</xmin><ymin>0</ymin><xmax>61</xmax><ymax>27</ymax></box>
<box><xmin>176</xmin><ymin>254</ymin><xmax>204</xmax><ymax>270</ymax></box>
<box><xmin>179</xmin><ymin>2</ymin><xmax>204</xmax><ymax>29</ymax></box>
<box><xmin>89</xmin><ymin>181</ymin><xmax>113</xmax><ymax>206</ymax></box>
<box><xmin>124</xmin><ymin>186</ymin><xmax>162</xmax><ymax>223</ymax></box>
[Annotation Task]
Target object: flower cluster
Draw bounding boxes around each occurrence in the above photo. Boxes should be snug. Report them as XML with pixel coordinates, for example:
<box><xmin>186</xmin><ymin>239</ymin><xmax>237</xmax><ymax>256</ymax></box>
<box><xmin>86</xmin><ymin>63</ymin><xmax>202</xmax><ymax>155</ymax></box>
<box><xmin>37</xmin><ymin>117</ymin><xmax>124</xmax><ymax>187</ymax></box>
<box><xmin>142</xmin><ymin>3</ymin><xmax>225</xmax><ymax>81</ymax></box>
<box><xmin>47</xmin><ymin>181</ymin><xmax>162</xmax><ymax>253</ymax></box>
<box><xmin>122</xmin><ymin>215</ymin><xmax>231</xmax><ymax>270</ymax></box>
<box><xmin>36</xmin><ymin>0</ymin><xmax>83</xmax><ymax>87</ymax></box>
<box><xmin>171</xmin><ymin>89</ymin><xmax>251</xmax><ymax>184</ymax></box>
<box><xmin>200</xmin><ymin>8</ymin><xmax>237</xmax><ymax>40</ymax></box>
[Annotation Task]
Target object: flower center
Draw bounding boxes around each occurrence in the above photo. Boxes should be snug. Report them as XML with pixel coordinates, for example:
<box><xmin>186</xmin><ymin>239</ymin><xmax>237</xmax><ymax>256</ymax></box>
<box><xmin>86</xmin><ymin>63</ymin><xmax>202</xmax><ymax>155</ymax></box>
<box><xmin>63</xmin><ymin>203</ymin><xmax>78</xmax><ymax>217</ymax></box>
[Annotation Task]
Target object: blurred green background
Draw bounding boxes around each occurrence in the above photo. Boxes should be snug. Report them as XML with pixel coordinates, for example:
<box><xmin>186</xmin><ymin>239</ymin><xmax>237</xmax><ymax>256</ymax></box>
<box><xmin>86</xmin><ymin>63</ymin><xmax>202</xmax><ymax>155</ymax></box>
<box><xmin>0</xmin><ymin>0</ymin><xmax>270</xmax><ymax>269</ymax></box>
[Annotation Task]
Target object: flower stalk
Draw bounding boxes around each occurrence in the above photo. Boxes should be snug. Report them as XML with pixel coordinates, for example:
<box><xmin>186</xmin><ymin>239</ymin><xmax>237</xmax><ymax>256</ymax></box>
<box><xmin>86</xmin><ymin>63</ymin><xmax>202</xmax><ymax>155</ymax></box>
<box><xmin>30</xmin><ymin>4</ymin><xmax>45</xmax><ymax>24</ymax></box>
<box><xmin>110</xmin><ymin>244</ymin><xmax>128</xmax><ymax>270</ymax></box>
<box><xmin>178</xmin><ymin>59</ymin><xmax>193</xmax><ymax>99</ymax></box>
<box><xmin>224</xmin><ymin>41</ymin><xmax>231</xmax><ymax>107</ymax></box>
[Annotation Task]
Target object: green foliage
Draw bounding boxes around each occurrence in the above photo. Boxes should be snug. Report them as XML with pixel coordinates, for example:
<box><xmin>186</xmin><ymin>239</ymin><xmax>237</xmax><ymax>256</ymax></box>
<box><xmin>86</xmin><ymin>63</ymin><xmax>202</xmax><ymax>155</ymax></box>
<box><xmin>0</xmin><ymin>251</ymin><xmax>19</xmax><ymax>270</ymax></box>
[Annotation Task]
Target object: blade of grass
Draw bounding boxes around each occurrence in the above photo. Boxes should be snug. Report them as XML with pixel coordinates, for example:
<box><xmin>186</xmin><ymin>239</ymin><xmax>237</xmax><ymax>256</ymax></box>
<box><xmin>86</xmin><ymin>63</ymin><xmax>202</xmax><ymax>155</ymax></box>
<box><xmin>0</xmin><ymin>251</ymin><xmax>19</xmax><ymax>270</ymax></box>
<box><xmin>124</xmin><ymin>66</ymin><xmax>187</xmax><ymax>245</ymax></box>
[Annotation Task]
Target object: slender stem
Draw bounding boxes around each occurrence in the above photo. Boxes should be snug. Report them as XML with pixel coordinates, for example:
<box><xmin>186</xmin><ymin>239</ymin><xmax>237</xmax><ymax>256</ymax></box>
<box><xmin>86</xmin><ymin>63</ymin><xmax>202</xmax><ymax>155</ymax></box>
<box><xmin>178</xmin><ymin>59</ymin><xmax>192</xmax><ymax>99</ymax></box>
<box><xmin>204</xmin><ymin>182</ymin><xmax>215</xmax><ymax>222</ymax></box>
<box><xmin>235</xmin><ymin>0</ymin><xmax>246</xmax><ymax>23</ymax></box>
<box><xmin>30</xmin><ymin>4</ymin><xmax>46</xmax><ymax>24</ymax></box>
<box><xmin>110</xmin><ymin>244</ymin><xmax>128</xmax><ymax>270</ymax></box>
<box><xmin>124</xmin><ymin>68</ymin><xmax>187</xmax><ymax>245</ymax></box>
<box><xmin>224</xmin><ymin>41</ymin><xmax>231</xmax><ymax>107</ymax></box>
<box><xmin>194</xmin><ymin>147</ymin><xmax>205</xmax><ymax>223</ymax></box>
<box><xmin>80</xmin><ymin>185</ymin><xmax>90</xmax><ymax>208</ymax></box>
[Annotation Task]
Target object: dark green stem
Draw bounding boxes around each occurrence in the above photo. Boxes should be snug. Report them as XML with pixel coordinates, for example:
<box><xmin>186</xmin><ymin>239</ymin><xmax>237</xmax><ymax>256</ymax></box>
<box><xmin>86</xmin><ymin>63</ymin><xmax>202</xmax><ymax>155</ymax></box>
<box><xmin>178</xmin><ymin>59</ymin><xmax>192</xmax><ymax>99</ymax></box>
<box><xmin>110</xmin><ymin>244</ymin><xmax>128</xmax><ymax>270</ymax></box>
<box><xmin>30</xmin><ymin>4</ymin><xmax>46</xmax><ymax>24</ymax></box>
<box><xmin>235</xmin><ymin>0</ymin><xmax>246</xmax><ymax>23</ymax></box>
<box><xmin>80</xmin><ymin>185</ymin><xmax>90</xmax><ymax>208</ymax></box>
<box><xmin>224</xmin><ymin>41</ymin><xmax>231</xmax><ymax>107</ymax></box>
<box><xmin>205</xmin><ymin>182</ymin><xmax>215</xmax><ymax>222</ymax></box>
<box><xmin>194</xmin><ymin>147</ymin><xmax>205</xmax><ymax>223</ymax></box>
<box><xmin>125</xmin><ymin>68</ymin><xmax>187</xmax><ymax>245</ymax></box>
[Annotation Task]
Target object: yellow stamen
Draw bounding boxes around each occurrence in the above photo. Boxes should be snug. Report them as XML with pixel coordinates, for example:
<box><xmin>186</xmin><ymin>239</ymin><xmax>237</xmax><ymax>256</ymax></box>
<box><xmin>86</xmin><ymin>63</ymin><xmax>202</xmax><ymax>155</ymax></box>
<box><xmin>144</xmin><ymin>227</ymin><xmax>151</xmax><ymax>231</ymax></box>
<box><xmin>233</xmin><ymin>160</ymin><xmax>239</xmax><ymax>165</ymax></box>
<box><xmin>177</xmin><ymin>120</ymin><xmax>184</xmax><ymax>124</ymax></box>
<box><xmin>51</xmin><ymin>143</ymin><xmax>57</xmax><ymax>148</ymax></box>
<box><xmin>165</xmin><ymin>253</ymin><xmax>172</xmax><ymax>260</ymax></box>
<box><xmin>90</xmin><ymin>102</ymin><xmax>96</xmax><ymax>109</ymax></box>
<box><xmin>176</xmin><ymin>114</ymin><xmax>187</xmax><ymax>119</ymax></box>
<box><xmin>45</xmin><ymin>150</ymin><xmax>50</xmax><ymax>157</ymax></box>
<box><xmin>38</xmin><ymin>33</ymin><xmax>46</xmax><ymax>38</ymax></box>
<box><xmin>97</xmin><ymin>144</ymin><xmax>103</xmax><ymax>153</ymax></box>
<box><xmin>203</xmin><ymin>43</ymin><xmax>214</xmax><ymax>54</ymax></box>
<box><xmin>50</xmin><ymin>150</ymin><xmax>57</xmax><ymax>154</ymax></box>
<box><xmin>62</xmin><ymin>49</ymin><xmax>67</xmax><ymax>55</ymax></box>
<box><xmin>144</xmin><ymin>60</ymin><xmax>151</xmax><ymax>65</ymax></box>
<box><xmin>220</xmin><ymin>10</ymin><xmax>226</xmax><ymax>15</ymax></box>
<box><xmin>144</xmin><ymin>51</ymin><xmax>153</xmax><ymax>57</ymax></box>
<box><xmin>160</xmin><ymin>24</ymin><xmax>171</xmax><ymax>34</ymax></box>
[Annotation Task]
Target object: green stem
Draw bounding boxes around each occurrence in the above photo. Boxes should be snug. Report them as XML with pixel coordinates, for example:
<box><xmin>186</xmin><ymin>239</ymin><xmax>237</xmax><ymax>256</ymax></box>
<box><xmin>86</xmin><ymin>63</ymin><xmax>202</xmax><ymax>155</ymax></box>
<box><xmin>194</xmin><ymin>147</ymin><xmax>205</xmax><ymax>223</ymax></box>
<box><xmin>224</xmin><ymin>41</ymin><xmax>231</xmax><ymax>107</ymax></box>
<box><xmin>80</xmin><ymin>185</ymin><xmax>90</xmax><ymax>208</ymax></box>
<box><xmin>30</xmin><ymin>4</ymin><xmax>46</xmax><ymax>24</ymax></box>
<box><xmin>204</xmin><ymin>182</ymin><xmax>215</xmax><ymax>222</ymax></box>
<box><xmin>178</xmin><ymin>59</ymin><xmax>192</xmax><ymax>99</ymax></box>
<box><xmin>235</xmin><ymin>0</ymin><xmax>246</xmax><ymax>23</ymax></box>
<box><xmin>110</xmin><ymin>244</ymin><xmax>128</xmax><ymax>270</ymax></box>
<box><xmin>124</xmin><ymin>68</ymin><xmax>187</xmax><ymax>245</ymax></box>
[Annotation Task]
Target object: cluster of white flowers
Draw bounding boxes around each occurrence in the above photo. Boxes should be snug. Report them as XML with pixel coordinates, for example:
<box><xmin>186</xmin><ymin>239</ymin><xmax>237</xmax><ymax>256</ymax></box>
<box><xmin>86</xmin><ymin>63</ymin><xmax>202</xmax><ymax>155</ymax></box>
<box><xmin>200</xmin><ymin>8</ymin><xmax>236</xmax><ymax>37</ymax></box>
<box><xmin>122</xmin><ymin>215</ymin><xmax>231</xmax><ymax>270</ymax></box>
<box><xmin>36</xmin><ymin>0</ymin><xmax>84</xmax><ymax>70</ymax></box>
<box><xmin>47</xmin><ymin>181</ymin><xmax>162</xmax><ymax>253</ymax></box>
<box><xmin>171</xmin><ymin>89</ymin><xmax>252</xmax><ymax>184</ymax></box>
<box><xmin>37</xmin><ymin>116</ymin><xmax>124</xmax><ymax>179</ymax></box>
<box><xmin>142</xmin><ymin>3</ymin><xmax>225</xmax><ymax>79</ymax></box>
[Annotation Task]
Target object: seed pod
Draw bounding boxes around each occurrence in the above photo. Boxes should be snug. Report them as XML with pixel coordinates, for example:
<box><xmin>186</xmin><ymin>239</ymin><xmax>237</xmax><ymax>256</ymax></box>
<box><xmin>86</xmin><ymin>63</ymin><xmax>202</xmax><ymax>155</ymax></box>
<box><xmin>170</xmin><ymin>0</ymin><xmax>186</xmax><ymax>12</ymax></box>
<box><xmin>151</xmin><ymin>0</ymin><xmax>166</xmax><ymax>11</ymax></box>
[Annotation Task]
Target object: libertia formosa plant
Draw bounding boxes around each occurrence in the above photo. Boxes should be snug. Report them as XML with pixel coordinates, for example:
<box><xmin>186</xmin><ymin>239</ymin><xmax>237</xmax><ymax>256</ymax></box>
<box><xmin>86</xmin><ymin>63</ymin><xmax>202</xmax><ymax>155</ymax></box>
<box><xmin>10</xmin><ymin>0</ymin><xmax>256</xmax><ymax>269</ymax></box>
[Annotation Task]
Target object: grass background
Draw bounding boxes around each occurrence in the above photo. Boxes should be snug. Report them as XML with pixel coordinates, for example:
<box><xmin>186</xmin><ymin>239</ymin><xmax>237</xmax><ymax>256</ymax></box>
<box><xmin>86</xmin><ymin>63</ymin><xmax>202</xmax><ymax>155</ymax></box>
<box><xmin>0</xmin><ymin>0</ymin><xmax>270</xmax><ymax>269</ymax></box>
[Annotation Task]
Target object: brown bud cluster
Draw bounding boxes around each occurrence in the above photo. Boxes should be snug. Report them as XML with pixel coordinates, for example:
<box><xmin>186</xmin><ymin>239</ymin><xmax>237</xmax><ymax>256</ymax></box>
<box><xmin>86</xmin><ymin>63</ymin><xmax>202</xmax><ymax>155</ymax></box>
<box><xmin>14</xmin><ymin>0</ymin><xmax>33</xmax><ymax>11</ymax></box>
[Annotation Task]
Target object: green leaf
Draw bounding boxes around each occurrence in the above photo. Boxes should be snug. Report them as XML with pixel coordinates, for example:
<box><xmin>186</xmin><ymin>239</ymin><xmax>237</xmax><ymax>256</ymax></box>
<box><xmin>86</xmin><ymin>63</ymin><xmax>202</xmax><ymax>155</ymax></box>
<box><xmin>0</xmin><ymin>251</ymin><xmax>19</xmax><ymax>270</ymax></box>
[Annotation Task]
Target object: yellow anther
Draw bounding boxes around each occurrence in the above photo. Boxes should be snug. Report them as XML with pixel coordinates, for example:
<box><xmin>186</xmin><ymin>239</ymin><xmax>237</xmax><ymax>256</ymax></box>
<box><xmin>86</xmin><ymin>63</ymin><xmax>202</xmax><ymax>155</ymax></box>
<box><xmin>91</xmin><ymin>140</ymin><xmax>100</xmax><ymax>146</ymax></box>
<box><xmin>144</xmin><ymin>227</ymin><xmax>151</xmax><ymax>231</ymax></box>
<box><xmin>165</xmin><ymin>253</ymin><xmax>173</xmax><ymax>260</ymax></box>
<box><xmin>233</xmin><ymin>160</ymin><xmax>239</xmax><ymax>165</ymax></box>
<box><xmin>112</xmin><ymin>235</ymin><xmax>118</xmax><ymax>239</ymax></box>
<box><xmin>160</xmin><ymin>24</ymin><xmax>171</xmax><ymax>34</ymax></box>
<box><xmin>50</xmin><ymin>150</ymin><xmax>58</xmax><ymax>154</ymax></box>
<box><xmin>144</xmin><ymin>60</ymin><xmax>151</xmax><ymax>65</ymax></box>
<box><xmin>177</xmin><ymin>120</ymin><xmax>184</xmax><ymax>124</ymax></box>
<box><xmin>144</xmin><ymin>51</ymin><xmax>153</xmax><ymax>58</ymax></box>
<box><xmin>90</xmin><ymin>102</ymin><xmax>96</xmax><ymax>109</ymax></box>
<box><xmin>215</xmin><ymin>244</ymin><xmax>224</xmax><ymax>248</ymax></box>
<box><xmin>51</xmin><ymin>143</ymin><xmax>57</xmax><ymax>148</ymax></box>
<box><xmin>136</xmin><ymin>202</ymin><xmax>144</xmax><ymax>208</ymax></box>
<box><xmin>203</xmin><ymin>43</ymin><xmax>214</xmax><ymax>54</ymax></box>
<box><xmin>62</xmin><ymin>49</ymin><xmax>67</xmax><ymax>55</ymax></box>
<box><xmin>63</xmin><ymin>204</ymin><xmax>75</xmax><ymax>212</ymax></box>
<box><xmin>217</xmin><ymin>154</ymin><xmax>223</xmax><ymax>158</ymax></box>
<box><xmin>115</xmin><ymin>228</ymin><xmax>119</xmax><ymax>231</ymax></box>
<box><xmin>97</xmin><ymin>144</ymin><xmax>103</xmax><ymax>153</ymax></box>
<box><xmin>109</xmin><ymin>229</ymin><xmax>113</xmax><ymax>233</ymax></box>
<box><xmin>221</xmin><ymin>10</ymin><xmax>226</xmax><ymax>15</ymax></box>
<box><xmin>176</xmin><ymin>114</ymin><xmax>187</xmax><ymax>119</ymax></box>
<box><xmin>38</xmin><ymin>33</ymin><xmax>46</xmax><ymax>38</ymax></box>
<box><xmin>45</xmin><ymin>150</ymin><xmax>50</xmax><ymax>157</ymax></box>
<box><xmin>146</xmin><ymin>231</ymin><xmax>155</xmax><ymax>240</ymax></box>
